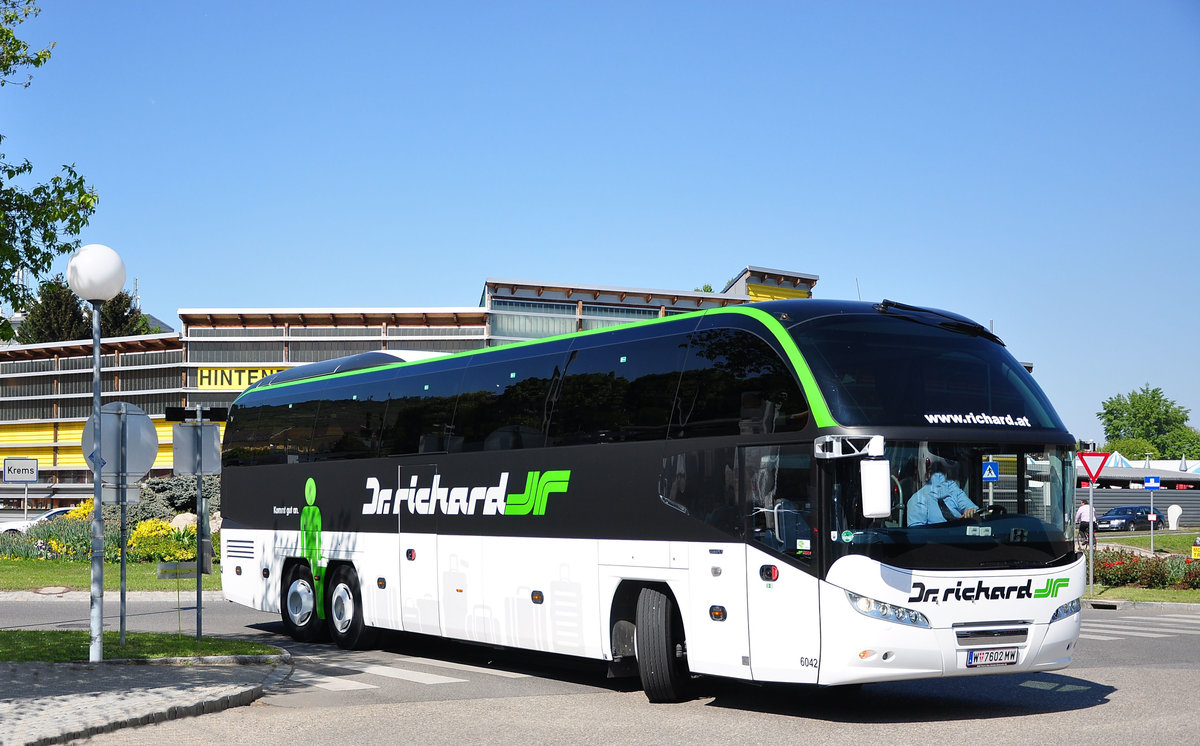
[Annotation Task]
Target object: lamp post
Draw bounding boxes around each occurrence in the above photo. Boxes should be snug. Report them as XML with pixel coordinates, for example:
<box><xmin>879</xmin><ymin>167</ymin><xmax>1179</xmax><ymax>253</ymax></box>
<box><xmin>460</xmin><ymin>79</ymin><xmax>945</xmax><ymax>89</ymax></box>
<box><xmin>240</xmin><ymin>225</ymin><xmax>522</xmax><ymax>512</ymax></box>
<box><xmin>67</xmin><ymin>243</ymin><xmax>126</xmax><ymax>663</ymax></box>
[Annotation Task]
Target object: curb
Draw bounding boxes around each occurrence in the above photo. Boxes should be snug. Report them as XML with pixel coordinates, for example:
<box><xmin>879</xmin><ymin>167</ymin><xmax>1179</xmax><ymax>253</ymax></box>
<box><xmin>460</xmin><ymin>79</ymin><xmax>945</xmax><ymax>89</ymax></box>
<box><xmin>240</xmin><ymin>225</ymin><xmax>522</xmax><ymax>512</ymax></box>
<box><xmin>33</xmin><ymin>685</ymin><xmax>264</xmax><ymax>746</ymax></box>
<box><xmin>15</xmin><ymin>651</ymin><xmax>293</xmax><ymax>746</ymax></box>
<box><xmin>1082</xmin><ymin>599</ymin><xmax>1200</xmax><ymax>611</ymax></box>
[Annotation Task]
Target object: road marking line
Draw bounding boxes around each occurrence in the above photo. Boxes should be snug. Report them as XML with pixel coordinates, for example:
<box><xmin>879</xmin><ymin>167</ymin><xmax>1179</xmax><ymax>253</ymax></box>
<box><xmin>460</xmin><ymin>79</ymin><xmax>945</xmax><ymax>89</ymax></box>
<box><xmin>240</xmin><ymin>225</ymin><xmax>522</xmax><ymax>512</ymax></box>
<box><xmin>1103</xmin><ymin>618</ymin><xmax>1200</xmax><ymax>634</ymax></box>
<box><xmin>357</xmin><ymin>664</ymin><xmax>466</xmax><ymax>685</ymax></box>
<box><xmin>1077</xmin><ymin>633</ymin><xmax>1121</xmax><ymax>641</ymax></box>
<box><xmin>1079</xmin><ymin>625</ymin><xmax>1169</xmax><ymax>638</ymax></box>
<box><xmin>290</xmin><ymin>669</ymin><xmax>378</xmax><ymax>691</ymax></box>
<box><xmin>392</xmin><ymin>655</ymin><xmax>530</xmax><ymax>678</ymax></box>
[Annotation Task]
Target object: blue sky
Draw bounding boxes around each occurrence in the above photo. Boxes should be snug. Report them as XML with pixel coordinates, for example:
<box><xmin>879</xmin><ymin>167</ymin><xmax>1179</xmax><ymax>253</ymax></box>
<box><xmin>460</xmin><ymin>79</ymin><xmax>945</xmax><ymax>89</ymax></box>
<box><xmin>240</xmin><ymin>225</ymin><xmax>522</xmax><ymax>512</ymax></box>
<box><xmin>6</xmin><ymin>1</ymin><xmax>1199</xmax><ymax>444</ymax></box>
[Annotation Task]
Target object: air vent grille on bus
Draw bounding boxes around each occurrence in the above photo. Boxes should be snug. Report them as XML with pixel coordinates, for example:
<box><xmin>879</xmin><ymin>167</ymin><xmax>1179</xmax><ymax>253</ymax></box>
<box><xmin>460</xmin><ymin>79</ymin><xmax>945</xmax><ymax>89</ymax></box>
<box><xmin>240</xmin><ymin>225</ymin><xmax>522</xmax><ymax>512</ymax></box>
<box><xmin>954</xmin><ymin>627</ymin><xmax>1028</xmax><ymax>645</ymax></box>
<box><xmin>224</xmin><ymin>539</ymin><xmax>256</xmax><ymax>560</ymax></box>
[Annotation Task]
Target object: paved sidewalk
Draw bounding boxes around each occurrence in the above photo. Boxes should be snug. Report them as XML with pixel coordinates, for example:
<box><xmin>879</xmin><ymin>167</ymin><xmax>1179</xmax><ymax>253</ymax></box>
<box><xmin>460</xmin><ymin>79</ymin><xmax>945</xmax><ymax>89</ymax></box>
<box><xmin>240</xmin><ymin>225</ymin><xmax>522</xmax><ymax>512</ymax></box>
<box><xmin>0</xmin><ymin>654</ymin><xmax>290</xmax><ymax>746</ymax></box>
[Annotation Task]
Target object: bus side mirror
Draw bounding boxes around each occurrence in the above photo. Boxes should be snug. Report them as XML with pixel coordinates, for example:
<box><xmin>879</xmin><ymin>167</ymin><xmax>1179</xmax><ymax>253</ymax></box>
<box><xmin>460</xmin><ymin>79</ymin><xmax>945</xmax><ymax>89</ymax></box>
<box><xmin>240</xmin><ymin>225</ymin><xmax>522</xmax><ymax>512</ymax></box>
<box><xmin>861</xmin><ymin>458</ymin><xmax>892</xmax><ymax>519</ymax></box>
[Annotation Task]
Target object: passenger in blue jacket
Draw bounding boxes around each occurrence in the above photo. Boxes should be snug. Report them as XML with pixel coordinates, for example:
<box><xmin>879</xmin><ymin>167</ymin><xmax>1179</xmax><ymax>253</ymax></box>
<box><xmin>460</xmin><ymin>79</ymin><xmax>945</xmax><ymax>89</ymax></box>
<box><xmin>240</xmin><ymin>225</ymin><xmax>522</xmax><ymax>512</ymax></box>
<box><xmin>907</xmin><ymin>470</ymin><xmax>979</xmax><ymax>526</ymax></box>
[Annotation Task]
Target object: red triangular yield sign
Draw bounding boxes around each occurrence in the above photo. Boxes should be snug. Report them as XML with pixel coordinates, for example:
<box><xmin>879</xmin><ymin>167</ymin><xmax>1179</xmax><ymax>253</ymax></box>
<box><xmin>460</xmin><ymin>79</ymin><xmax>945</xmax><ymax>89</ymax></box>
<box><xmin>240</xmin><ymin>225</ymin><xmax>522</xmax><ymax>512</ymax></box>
<box><xmin>1079</xmin><ymin>452</ymin><xmax>1111</xmax><ymax>482</ymax></box>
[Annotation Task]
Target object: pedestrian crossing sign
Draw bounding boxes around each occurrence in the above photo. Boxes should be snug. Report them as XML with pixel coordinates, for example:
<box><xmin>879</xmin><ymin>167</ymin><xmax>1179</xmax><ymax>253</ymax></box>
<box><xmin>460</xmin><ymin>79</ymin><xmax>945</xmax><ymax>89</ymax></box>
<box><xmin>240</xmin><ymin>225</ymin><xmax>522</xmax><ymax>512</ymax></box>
<box><xmin>982</xmin><ymin>461</ymin><xmax>999</xmax><ymax>482</ymax></box>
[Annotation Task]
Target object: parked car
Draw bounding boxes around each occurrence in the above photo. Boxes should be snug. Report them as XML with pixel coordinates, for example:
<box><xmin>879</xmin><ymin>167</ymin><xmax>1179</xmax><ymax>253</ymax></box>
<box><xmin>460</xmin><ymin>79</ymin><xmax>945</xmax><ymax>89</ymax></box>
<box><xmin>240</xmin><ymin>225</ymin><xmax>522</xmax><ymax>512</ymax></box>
<box><xmin>0</xmin><ymin>506</ymin><xmax>74</xmax><ymax>534</ymax></box>
<box><xmin>1094</xmin><ymin>505</ymin><xmax>1168</xmax><ymax>532</ymax></box>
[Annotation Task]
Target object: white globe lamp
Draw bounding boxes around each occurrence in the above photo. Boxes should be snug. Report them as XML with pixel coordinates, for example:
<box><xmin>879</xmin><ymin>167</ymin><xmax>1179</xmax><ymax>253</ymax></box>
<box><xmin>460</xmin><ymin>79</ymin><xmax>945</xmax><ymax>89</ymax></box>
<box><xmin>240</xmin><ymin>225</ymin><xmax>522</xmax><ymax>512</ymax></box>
<box><xmin>67</xmin><ymin>243</ymin><xmax>126</xmax><ymax>303</ymax></box>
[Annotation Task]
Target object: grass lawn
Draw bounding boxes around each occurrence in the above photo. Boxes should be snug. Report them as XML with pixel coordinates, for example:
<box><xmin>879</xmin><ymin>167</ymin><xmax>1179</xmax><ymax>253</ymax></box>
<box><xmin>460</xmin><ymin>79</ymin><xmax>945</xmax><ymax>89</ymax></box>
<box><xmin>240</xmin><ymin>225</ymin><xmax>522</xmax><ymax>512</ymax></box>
<box><xmin>1083</xmin><ymin>585</ymin><xmax>1200</xmax><ymax>603</ymax></box>
<box><xmin>1097</xmin><ymin>530</ymin><xmax>1199</xmax><ymax>556</ymax></box>
<box><xmin>0</xmin><ymin>558</ymin><xmax>221</xmax><ymax>592</ymax></box>
<box><xmin>0</xmin><ymin>630</ymin><xmax>278</xmax><ymax>662</ymax></box>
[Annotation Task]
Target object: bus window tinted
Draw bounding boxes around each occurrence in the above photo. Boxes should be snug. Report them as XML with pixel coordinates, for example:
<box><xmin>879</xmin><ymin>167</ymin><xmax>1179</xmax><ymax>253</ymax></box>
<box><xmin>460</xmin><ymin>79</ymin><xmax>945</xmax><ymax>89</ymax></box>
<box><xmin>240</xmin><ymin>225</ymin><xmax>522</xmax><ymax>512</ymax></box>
<box><xmin>791</xmin><ymin>314</ymin><xmax>1065</xmax><ymax>430</ymax></box>
<box><xmin>673</xmin><ymin>326</ymin><xmax>809</xmax><ymax>438</ymax></box>
<box><xmin>454</xmin><ymin>351</ymin><xmax>568</xmax><ymax>451</ymax></box>
<box><xmin>379</xmin><ymin>364</ymin><xmax>465</xmax><ymax>455</ymax></box>
<box><xmin>550</xmin><ymin>332</ymin><xmax>689</xmax><ymax>445</ymax></box>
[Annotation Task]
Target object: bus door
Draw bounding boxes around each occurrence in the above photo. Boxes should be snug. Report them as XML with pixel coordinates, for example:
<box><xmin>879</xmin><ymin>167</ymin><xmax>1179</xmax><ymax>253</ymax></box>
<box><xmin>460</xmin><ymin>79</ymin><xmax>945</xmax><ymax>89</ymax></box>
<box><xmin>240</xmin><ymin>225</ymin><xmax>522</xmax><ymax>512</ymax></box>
<box><xmin>398</xmin><ymin>463</ymin><xmax>441</xmax><ymax>636</ymax></box>
<box><xmin>743</xmin><ymin>444</ymin><xmax>822</xmax><ymax>684</ymax></box>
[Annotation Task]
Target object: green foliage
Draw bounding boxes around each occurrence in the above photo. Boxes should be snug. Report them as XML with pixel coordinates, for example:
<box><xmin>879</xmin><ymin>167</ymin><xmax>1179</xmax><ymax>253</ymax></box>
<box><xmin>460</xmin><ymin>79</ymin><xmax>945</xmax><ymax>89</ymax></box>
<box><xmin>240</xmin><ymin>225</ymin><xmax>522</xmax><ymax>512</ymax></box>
<box><xmin>126</xmin><ymin>518</ymin><xmax>196</xmax><ymax>562</ymax></box>
<box><xmin>0</xmin><ymin>510</ymin><xmax>219</xmax><ymax>565</ymax></box>
<box><xmin>0</xmin><ymin>512</ymin><xmax>121</xmax><ymax>561</ymax></box>
<box><xmin>0</xmin><ymin>630</ymin><xmax>277</xmax><ymax>662</ymax></box>
<box><xmin>1102</xmin><ymin>437</ymin><xmax>1158</xmax><ymax>461</ymax></box>
<box><xmin>1098</xmin><ymin>384</ymin><xmax>1198</xmax><ymax>458</ymax></box>
<box><xmin>14</xmin><ymin>274</ymin><xmax>88</xmax><ymax>343</ymax></box>
<box><xmin>1</xmin><ymin>1</ymin><xmax>52</xmax><ymax>89</ymax></box>
<box><xmin>1159</xmin><ymin>426</ymin><xmax>1200</xmax><ymax>461</ymax></box>
<box><xmin>1093</xmin><ymin>549</ymin><xmax>1200</xmax><ymax>590</ymax></box>
<box><xmin>1</xmin><ymin>0</ymin><xmax>98</xmax><ymax>341</ymax></box>
<box><xmin>97</xmin><ymin>289</ymin><xmax>152</xmax><ymax>338</ymax></box>
<box><xmin>138</xmin><ymin>474</ymin><xmax>221</xmax><ymax>515</ymax></box>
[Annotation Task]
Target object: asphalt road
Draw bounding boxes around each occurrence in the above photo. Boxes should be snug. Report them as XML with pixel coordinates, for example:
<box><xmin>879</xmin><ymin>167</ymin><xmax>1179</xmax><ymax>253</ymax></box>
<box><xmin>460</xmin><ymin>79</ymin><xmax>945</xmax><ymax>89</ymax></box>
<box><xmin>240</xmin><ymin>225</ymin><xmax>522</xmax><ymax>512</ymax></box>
<box><xmin>6</xmin><ymin>593</ymin><xmax>1196</xmax><ymax>745</ymax></box>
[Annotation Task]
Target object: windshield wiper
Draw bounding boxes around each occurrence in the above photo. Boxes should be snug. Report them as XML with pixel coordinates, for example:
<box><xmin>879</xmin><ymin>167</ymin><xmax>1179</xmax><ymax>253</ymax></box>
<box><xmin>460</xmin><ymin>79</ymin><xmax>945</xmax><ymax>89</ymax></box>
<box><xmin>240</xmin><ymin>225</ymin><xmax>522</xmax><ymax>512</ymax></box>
<box><xmin>876</xmin><ymin>299</ymin><xmax>1004</xmax><ymax>345</ymax></box>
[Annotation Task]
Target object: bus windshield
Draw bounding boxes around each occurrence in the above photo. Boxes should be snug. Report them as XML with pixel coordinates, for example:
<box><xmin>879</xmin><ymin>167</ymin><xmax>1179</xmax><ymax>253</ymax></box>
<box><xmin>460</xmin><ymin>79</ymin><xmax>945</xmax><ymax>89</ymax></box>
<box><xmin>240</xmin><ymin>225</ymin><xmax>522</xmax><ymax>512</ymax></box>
<box><xmin>789</xmin><ymin>311</ymin><xmax>1065</xmax><ymax>431</ymax></box>
<box><xmin>825</xmin><ymin>441</ymin><xmax>1076</xmax><ymax>571</ymax></box>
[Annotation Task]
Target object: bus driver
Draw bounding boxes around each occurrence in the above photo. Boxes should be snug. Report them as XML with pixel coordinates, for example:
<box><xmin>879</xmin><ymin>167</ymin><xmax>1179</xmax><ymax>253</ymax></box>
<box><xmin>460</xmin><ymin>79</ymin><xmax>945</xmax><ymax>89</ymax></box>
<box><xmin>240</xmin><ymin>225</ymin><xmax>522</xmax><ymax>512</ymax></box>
<box><xmin>906</xmin><ymin>457</ymin><xmax>979</xmax><ymax>526</ymax></box>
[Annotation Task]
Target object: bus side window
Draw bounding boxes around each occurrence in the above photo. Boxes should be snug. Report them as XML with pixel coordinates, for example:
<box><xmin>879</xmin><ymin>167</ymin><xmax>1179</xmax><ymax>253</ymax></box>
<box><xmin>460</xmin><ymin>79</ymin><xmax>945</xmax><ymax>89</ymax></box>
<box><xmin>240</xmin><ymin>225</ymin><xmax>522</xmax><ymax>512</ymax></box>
<box><xmin>222</xmin><ymin>402</ymin><xmax>264</xmax><ymax>466</ymax></box>
<box><xmin>661</xmin><ymin>448</ymin><xmax>741</xmax><ymax>539</ymax></box>
<box><xmin>308</xmin><ymin>383</ymin><xmax>388</xmax><ymax>461</ymax></box>
<box><xmin>744</xmin><ymin>445</ymin><xmax>815</xmax><ymax>567</ymax></box>
<box><xmin>550</xmin><ymin>332</ymin><xmax>689</xmax><ymax>445</ymax></box>
<box><xmin>673</xmin><ymin>325</ymin><xmax>809</xmax><ymax>440</ymax></box>
<box><xmin>453</xmin><ymin>350</ymin><xmax>568</xmax><ymax>451</ymax></box>
<box><xmin>380</xmin><ymin>366</ymin><xmax>465</xmax><ymax>456</ymax></box>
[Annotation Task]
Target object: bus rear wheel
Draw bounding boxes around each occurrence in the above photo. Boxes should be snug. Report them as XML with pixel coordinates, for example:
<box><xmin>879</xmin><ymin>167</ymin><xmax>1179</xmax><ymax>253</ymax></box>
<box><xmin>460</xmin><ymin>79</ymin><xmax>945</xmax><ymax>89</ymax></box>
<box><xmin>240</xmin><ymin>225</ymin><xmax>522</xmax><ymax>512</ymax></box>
<box><xmin>326</xmin><ymin>564</ymin><xmax>376</xmax><ymax>650</ymax></box>
<box><xmin>281</xmin><ymin>562</ymin><xmax>325</xmax><ymax>642</ymax></box>
<box><xmin>635</xmin><ymin>587</ymin><xmax>692</xmax><ymax>703</ymax></box>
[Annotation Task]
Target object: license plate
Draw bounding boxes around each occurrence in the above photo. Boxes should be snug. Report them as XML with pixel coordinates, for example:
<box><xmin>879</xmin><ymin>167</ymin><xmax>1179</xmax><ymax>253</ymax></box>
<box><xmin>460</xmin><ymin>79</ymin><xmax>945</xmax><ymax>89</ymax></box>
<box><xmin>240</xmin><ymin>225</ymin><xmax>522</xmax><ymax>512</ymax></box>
<box><xmin>966</xmin><ymin>647</ymin><xmax>1019</xmax><ymax>667</ymax></box>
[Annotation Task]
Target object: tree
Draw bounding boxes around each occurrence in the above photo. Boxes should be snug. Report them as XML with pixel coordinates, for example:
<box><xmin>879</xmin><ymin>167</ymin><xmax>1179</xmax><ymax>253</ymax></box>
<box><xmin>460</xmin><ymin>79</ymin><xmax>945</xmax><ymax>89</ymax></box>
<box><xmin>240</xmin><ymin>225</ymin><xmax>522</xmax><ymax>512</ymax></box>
<box><xmin>1101</xmin><ymin>437</ymin><xmax>1157</xmax><ymax>461</ymax></box>
<box><xmin>14</xmin><ymin>273</ymin><xmax>87</xmax><ymax>343</ymax></box>
<box><xmin>1158</xmin><ymin>426</ymin><xmax>1200</xmax><ymax>461</ymax></box>
<box><xmin>98</xmin><ymin>290</ymin><xmax>151</xmax><ymax>338</ymax></box>
<box><xmin>1098</xmin><ymin>384</ymin><xmax>1198</xmax><ymax>458</ymax></box>
<box><xmin>1</xmin><ymin>0</ymin><xmax>98</xmax><ymax>341</ymax></box>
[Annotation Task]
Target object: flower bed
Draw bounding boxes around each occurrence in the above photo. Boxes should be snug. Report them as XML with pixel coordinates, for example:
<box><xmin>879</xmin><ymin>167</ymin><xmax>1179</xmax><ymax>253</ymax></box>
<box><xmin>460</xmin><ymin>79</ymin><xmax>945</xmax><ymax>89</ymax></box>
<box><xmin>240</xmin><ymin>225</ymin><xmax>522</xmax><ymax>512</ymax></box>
<box><xmin>1094</xmin><ymin>548</ymin><xmax>1200</xmax><ymax>590</ymax></box>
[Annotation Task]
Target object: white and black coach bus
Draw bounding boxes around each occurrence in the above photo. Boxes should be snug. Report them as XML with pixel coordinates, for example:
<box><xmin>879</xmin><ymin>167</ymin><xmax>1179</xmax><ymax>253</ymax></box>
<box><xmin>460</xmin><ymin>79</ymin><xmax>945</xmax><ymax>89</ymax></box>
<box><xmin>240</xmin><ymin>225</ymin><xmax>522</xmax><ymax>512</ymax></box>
<box><xmin>220</xmin><ymin>299</ymin><xmax>1084</xmax><ymax>701</ymax></box>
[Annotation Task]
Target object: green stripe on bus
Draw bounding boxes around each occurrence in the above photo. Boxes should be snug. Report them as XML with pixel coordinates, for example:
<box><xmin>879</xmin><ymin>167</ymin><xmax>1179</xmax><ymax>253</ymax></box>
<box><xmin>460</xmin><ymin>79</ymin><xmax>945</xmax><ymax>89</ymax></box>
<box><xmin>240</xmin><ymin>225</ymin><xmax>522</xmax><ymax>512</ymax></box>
<box><xmin>234</xmin><ymin>305</ymin><xmax>840</xmax><ymax>428</ymax></box>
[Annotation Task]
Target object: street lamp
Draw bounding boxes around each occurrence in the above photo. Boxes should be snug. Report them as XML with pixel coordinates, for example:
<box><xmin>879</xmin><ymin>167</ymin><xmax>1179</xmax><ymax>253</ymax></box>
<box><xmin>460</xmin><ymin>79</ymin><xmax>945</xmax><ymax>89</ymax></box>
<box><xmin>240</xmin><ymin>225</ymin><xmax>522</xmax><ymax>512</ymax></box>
<box><xmin>66</xmin><ymin>243</ymin><xmax>125</xmax><ymax>663</ymax></box>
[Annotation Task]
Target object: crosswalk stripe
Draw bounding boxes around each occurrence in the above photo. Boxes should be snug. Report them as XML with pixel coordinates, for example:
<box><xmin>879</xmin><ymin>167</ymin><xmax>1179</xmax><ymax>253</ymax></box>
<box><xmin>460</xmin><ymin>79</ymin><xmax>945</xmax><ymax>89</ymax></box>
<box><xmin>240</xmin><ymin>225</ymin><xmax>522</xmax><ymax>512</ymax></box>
<box><xmin>1078</xmin><ymin>633</ymin><xmax>1121</xmax><ymax>641</ymax></box>
<box><xmin>290</xmin><ymin>669</ymin><xmax>378</xmax><ymax>691</ymax></box>
<box><xmin>1098</xmin><ymin>620</ymin><xmax>1200</xmax><ymax>635</ymax></box>
<box><xmin>391</xmin><ymin>655</ymin><xmax>530</xmax><ymax>678</ymax></box>
<box><xmin>357</xmin><ymin>663</ymin><xmax>466</xmax><ymax>685</ymax></box>
<box><xmin>1158</xmin><ymin>615</ymin><xmax>1200</xmax><ymax>622</ymax></box>
<box><xmin>1079</xmin><ymin>625</ymin><xmax>1170</xmax><ymax>638</ymax></box>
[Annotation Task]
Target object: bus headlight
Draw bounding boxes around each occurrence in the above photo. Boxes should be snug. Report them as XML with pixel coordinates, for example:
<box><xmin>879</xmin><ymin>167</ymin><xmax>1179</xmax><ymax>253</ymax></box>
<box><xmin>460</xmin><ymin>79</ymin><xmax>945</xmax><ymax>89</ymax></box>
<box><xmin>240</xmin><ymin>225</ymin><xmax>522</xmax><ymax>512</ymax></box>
<box><xmin>846</xmin><ymin>591</ymin><xmax>930</xmax><ymax>628</ymax></box>
<box><xmin>1050</xmin><ymin>598</ymin><xmax>1081</xmax><ymax>623</ymax></box>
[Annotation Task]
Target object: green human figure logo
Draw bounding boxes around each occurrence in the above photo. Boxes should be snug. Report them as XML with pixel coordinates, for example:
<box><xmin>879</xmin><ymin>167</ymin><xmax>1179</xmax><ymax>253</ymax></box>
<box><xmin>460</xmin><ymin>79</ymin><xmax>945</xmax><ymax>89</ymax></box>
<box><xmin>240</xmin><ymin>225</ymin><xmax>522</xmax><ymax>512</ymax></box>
<box><xmin>300</xmin><ymin>477</ymin><xmax>325</xmax><ymax>619</ymax></box>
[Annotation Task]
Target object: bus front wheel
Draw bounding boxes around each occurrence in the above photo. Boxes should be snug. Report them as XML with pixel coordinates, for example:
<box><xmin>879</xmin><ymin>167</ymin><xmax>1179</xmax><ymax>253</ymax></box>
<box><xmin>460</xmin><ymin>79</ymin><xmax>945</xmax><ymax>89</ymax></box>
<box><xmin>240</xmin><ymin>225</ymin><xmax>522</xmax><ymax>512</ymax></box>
<box><xmin>326</xmin><ymin>564</ymin><xmax>376</xmax><ymax>650</ymax></box>
<box><xmin>281</xmin><ymin>563</ymin><xmax>325</xmax><ymax>642</ymax></box>
<box><xmin>635</xmin><ymin>587</ymin><xmax>692</xmax><ymax>703</ymax></box>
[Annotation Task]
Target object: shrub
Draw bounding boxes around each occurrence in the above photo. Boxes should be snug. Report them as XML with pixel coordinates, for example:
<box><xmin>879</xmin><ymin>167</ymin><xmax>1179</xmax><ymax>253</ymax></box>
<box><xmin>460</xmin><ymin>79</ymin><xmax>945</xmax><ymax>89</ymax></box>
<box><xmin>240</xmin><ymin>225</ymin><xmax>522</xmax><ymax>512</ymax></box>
<box><xmin>127</xmin><ymin>519</ymin><xmax>197</xmax><ymax>563</ymax></box>
<box><xmin>1094</xmin><ymin>549</ymin><xmax>1142</xmax><ymax>586</ymax></box>
<box><xmin>1176</xmin><ymin>558</ymin><xmax>1200</xmax><ymax>590</ymax></box>
<box><xmin>1135</xmin><ymin>556</ymin><xmax>1172</xmax><ymax>589</ymax></box>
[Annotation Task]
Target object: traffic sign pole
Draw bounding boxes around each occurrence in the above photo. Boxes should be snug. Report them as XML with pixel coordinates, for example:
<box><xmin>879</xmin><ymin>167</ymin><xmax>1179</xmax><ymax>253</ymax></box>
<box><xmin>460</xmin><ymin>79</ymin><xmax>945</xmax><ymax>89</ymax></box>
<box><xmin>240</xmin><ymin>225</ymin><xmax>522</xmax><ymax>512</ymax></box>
<box><xmin>1078</xmin><ymin>452</ymin><xmax>1111</xmax><ymax>597</ymax></box>
<box><xmin>1144</xmin><ymin>476</ymin><xmax>1161</xmax><ymax>554</ymax></box>
<box><xmin>1088</xmin><ymin>482</ymin><xmax>1095</xmax><ymax>596</ymax></box>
